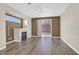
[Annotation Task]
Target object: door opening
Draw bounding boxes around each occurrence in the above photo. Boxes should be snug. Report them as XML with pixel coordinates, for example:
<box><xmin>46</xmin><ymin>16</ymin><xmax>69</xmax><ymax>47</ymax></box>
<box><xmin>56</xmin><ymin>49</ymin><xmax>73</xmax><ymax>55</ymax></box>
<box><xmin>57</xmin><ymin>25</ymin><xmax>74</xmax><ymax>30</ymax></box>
<box><xmin>38</xmin><ymin>19</ymin><xmax>52</xmax><ymax>38</ymax></box>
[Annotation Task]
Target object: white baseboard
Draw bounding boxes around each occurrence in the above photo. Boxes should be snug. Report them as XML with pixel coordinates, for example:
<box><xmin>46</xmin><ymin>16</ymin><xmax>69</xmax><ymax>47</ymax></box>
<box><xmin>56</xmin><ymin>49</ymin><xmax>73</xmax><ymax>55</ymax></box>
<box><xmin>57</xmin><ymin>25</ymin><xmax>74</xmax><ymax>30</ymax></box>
<box><xmin>6</xmin><ymin>40</ymin><xmax>14</xmax><ymax>44</ymax></box>
<box><xmin>31</xmin><ymin>36</ymin><xmax>60</xmax><ymax>38</ymax></box>
<box><xmin>61</xmin><ymin>38</ymin><xmax>79</xmax><ymax>54</ymax></box>
<box><xmin>0</xmin><ymin>46</ymin><xmax>6</xmax><ymax>50</ymax></box>
<box><xmin>53</xmin><ymin>37</ymin><xmax>60</xmax><ymax>38</ymax></box>
<box><xmin>31</xmin><ymin>36</ymin><xmax>40</xmax><ymax>37</ymax></box>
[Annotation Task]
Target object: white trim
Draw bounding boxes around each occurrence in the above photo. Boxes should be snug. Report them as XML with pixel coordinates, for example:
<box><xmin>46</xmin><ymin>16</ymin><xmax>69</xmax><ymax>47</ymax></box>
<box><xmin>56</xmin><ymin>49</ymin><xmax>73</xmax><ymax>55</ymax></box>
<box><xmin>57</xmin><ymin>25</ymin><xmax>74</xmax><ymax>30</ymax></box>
<box><xmin>51</xmin><ymin>19</ymin><xmax>52</xmax><ymax>37</ymax></box>
<box><xmin>31</xmin><ymin>36</ymin><xmax>40</xmax><ymax>37</ymax></box>
<box><xmin>0</xmin><ymin>46</ymin><xmax>6</xmax><ymax>50</ymax></box>
<box><xmin>6</xmin><ymin>40</ymin><xmax>14</xmax><ymax>44</ymax></box>
<box><xmin>61</xmin><ymin>38</ymin><xmax>79</xmax><ymax>54</ymax></box>
<box><xmin>31</xmin><ymin>36</ymin><xmax>60</xmax><ymax>38</ymax></box>
<box><xmin>53</xmin><ymin>37</ymin><xmax>60</xmax><ymax>38</ymax></box>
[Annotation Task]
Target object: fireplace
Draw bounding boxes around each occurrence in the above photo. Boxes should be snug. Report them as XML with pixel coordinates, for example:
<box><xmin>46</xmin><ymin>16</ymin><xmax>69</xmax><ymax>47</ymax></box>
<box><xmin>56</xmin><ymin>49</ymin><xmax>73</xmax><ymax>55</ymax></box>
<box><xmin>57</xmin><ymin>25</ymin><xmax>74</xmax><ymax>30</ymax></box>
<box><xmin>14</xmin><ymin>28</ymin><xmax>27</xmax><ymax>42</ymax></box>
<box><xmin>21</xmin><ymin>32</ymin><xmax>27</xmax><ymax>41</ymax></box>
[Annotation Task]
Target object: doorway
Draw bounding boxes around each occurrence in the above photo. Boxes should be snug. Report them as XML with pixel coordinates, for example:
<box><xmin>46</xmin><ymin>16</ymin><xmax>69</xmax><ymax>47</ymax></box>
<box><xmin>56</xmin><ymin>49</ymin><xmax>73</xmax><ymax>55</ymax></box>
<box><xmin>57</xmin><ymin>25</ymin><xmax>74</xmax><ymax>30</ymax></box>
<box><xmin>38</xmin><ymin>19</ymin><xmax>52</xmax><ymax>37</ymax></box>
<box><xmin>31</xmin><ymin>16</ymin><xmax>60</xmax><ymax>38</ymax></box>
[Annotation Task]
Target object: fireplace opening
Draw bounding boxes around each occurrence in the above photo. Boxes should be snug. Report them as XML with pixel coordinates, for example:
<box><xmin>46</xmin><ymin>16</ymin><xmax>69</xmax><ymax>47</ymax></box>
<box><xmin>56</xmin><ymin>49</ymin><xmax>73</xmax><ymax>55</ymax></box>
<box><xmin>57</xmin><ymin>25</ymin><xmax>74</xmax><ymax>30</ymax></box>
<box><xmin>21</xmin><ymin>32</ymin><xmax>27</xmax><ymax>41</ymax></box>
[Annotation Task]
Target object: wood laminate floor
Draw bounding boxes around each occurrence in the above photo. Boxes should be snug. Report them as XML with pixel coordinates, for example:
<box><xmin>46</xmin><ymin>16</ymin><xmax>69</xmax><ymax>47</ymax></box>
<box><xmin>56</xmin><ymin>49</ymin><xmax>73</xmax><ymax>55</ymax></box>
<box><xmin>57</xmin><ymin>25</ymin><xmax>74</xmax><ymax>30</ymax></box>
<box><xmin>0</xmin><ymin>37</ymin><xmax>78</xmax><ymax>55</ymax></box>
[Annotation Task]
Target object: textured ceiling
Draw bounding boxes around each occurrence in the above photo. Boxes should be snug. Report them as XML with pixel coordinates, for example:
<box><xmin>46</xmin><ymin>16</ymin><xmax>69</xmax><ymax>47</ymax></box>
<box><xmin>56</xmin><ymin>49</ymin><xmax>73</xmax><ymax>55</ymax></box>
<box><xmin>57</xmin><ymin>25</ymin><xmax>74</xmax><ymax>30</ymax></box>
<box><xmin>6</xmin><ymin>3</ymin><xmax>70</xmax><ymax>17</ymax></box>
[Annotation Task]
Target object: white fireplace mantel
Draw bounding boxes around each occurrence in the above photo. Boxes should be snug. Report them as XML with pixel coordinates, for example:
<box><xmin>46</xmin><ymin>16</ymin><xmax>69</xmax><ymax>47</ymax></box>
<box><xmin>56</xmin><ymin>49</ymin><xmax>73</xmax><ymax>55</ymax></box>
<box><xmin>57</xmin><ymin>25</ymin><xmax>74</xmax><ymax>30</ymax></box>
<box><xmin>14</xmin><ymin>28</ymin><xmax>27</xmax><ymax>42</ymax></box>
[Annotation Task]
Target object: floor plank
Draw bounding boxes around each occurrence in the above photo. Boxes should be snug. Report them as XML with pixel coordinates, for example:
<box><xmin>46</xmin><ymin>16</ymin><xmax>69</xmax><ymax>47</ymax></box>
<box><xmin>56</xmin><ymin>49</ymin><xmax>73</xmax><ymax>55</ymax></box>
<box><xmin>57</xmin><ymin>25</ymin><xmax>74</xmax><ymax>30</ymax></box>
<box><xmin>0</xmin><ymin>37</ymin><xmax>78</xmax><ymax>55</ymax></box>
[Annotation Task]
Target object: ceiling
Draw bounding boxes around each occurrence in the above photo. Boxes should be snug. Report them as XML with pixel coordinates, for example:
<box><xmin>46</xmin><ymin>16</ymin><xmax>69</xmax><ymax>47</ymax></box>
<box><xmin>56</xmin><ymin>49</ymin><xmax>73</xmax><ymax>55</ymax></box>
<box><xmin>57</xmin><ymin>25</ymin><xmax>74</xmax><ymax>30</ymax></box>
<box><xmin>6</xmin><ymin>3</ymin><xmax>70</xmax><ymax>18</ymax></box>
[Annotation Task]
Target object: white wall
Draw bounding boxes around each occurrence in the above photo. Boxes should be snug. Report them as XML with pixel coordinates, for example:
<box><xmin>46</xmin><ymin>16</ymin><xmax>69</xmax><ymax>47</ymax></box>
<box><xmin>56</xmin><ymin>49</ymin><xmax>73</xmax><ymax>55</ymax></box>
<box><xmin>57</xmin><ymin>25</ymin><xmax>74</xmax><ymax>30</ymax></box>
<box><xmin>60</xmin><ymin>4</ymin><xmax>79</xmax><ymax>54</ymax></box>
<box><xmin>24</xmin><ymin>18</ymin><xmax>31</xmax><ymax>39</ymax></box>
<box><xmin>38</xmin><ymin>20</ymin><xmax>42</xmax><ymax>36</ymax></box>
<box><xmin>0</xmin><ymin>19</ymin><xmax>6</xmax><ymax>50</ymax></box>
<box><xmin>0</xmin><ymin>4</ymin><xmax>26</xmax><ymax>50</ymax></box>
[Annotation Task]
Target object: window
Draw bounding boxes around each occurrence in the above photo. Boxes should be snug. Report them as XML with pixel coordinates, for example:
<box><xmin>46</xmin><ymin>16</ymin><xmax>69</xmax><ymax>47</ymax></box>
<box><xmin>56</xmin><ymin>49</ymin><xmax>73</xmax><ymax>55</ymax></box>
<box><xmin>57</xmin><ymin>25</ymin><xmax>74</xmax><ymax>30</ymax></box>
<box><xmin>8</xmin><ymin>17</ymin><xmax>21</xmax><ymax>23</ymax></box>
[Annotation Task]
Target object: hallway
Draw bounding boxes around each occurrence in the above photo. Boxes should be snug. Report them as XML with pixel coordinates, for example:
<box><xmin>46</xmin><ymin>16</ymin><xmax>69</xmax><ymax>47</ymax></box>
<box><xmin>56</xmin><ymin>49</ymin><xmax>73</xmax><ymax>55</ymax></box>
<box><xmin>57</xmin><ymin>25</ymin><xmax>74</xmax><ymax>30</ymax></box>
<box><xmin>0</xmin><ymin>37</ymin><xmax>77</xmax><ymax>55</ymax></box>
